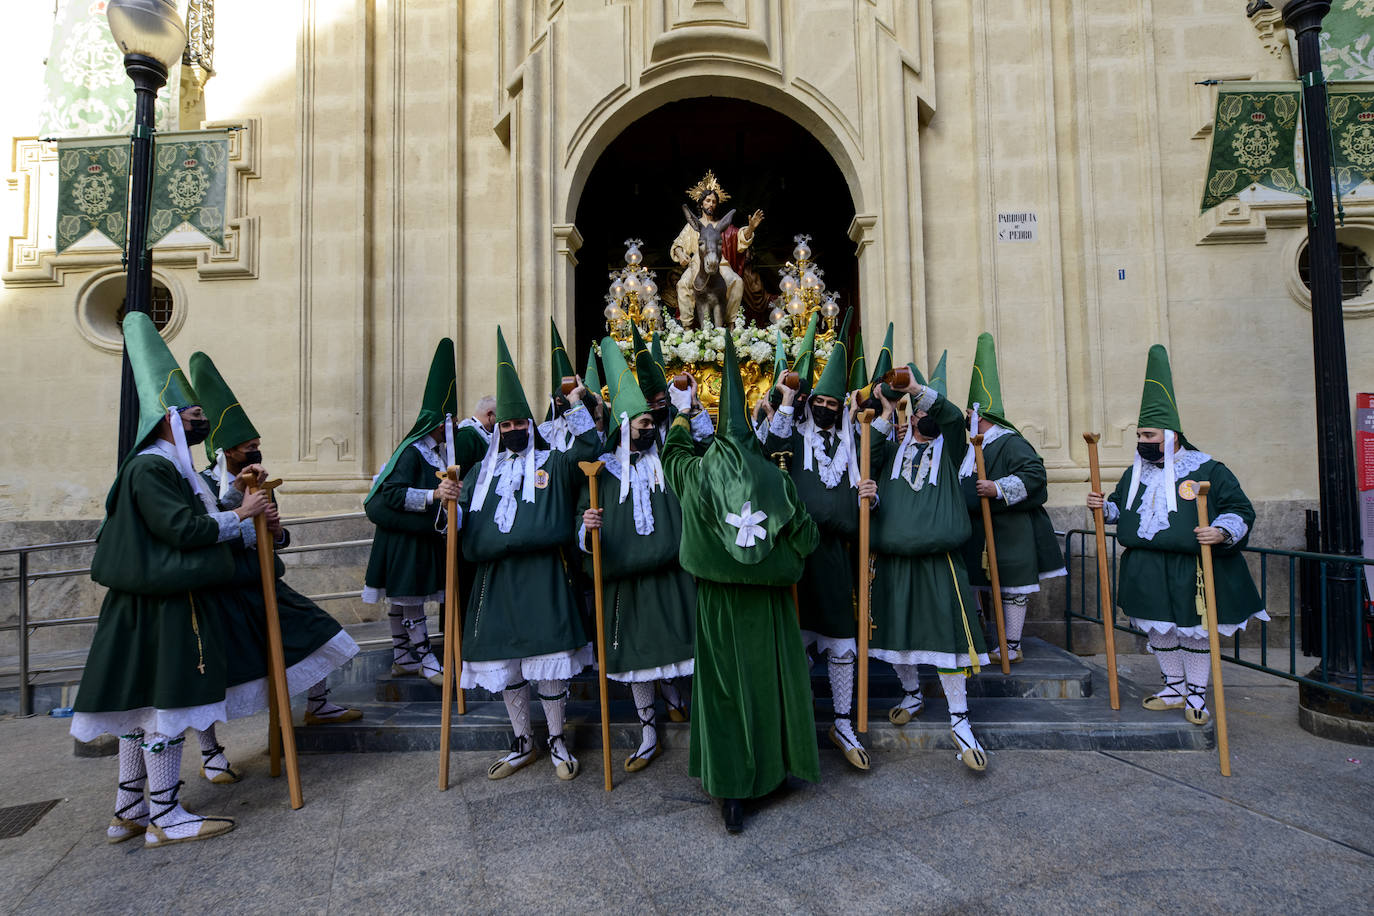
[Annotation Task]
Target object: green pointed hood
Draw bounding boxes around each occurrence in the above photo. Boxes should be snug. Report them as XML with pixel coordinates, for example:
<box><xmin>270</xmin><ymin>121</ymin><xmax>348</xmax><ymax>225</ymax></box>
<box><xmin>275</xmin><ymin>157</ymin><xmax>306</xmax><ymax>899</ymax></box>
<box><xmin>366</xmin><ymin>338</ymin><xmax>458</xmax><ymax>503</ymax></box>
<box><xmin>631</xmin><ymin>322</ymin><xmax>668</xmax><ymax>398</ymax></box>
<box><xmin>1138</xmin><ymin>344</ymin><xmax>1183</xmax><ymax>433</ymax></box>
<box><xmin>813</xmin><ymin>337</ymin><xmax>849</xmax><ymax>400</ymax></box>
<box><xmin>967</xmin><ymin>332</ymin><xmax>1012</xmax><ymax>428</ymax></box>
<box><xmin>695</xmin><ymin>333</ymin><xmax>800</xmax><ymax>564</ymax></box>
<box><xmin>189</xmin><ymin>351</ymin><xmax>260</xmax><ymax>465</ymax></box>
<box><xmin>494</xmin><ymin>327</ymin><xmax>534</xmax><ymax>422</ymax></box>
<box><xmin>583</xmin><ymin>343</ymin><xmax>603</xmax><ymax>399</ymax></box>
<box><xmin>928</xmin><ymin>350</ymin><xmax>949</xmax><ymax>398</ymax></box>
<box><xmin>793</xmin><ymin>312</ymin><xmax>820</xmax><ymax>394</ymax></box>
<box><xmin>650</xmin><ymin>331</ymin><xmax>667</xmax><ymax>376</ymax></box>
<box><xmin>124</xmin><ymin>311</ymin><xmax>199</xmax><ymax>454</ymax></box>
<box><xmin>601</xmin><ymin>335</ymin><xmax>649</xmax><ymax>423</ymax></box>
<box><xmin>770</xmin><ymin>329</ymin><xmax>789</xmax><ymax>386</ymax></box>
<box><xmin>847</xmin><ymin>328</ymin><xmax>867</xmax><ymax>392</ymax></box>
<box><xmin>868</xmin><ymin>322</ymin><xmax>894</xmax><ymax>386</ymax></box>
<box><xmin>549</xmin><ymin>319</ymin><xmax>575</xmax><ymax>394</ymax></box>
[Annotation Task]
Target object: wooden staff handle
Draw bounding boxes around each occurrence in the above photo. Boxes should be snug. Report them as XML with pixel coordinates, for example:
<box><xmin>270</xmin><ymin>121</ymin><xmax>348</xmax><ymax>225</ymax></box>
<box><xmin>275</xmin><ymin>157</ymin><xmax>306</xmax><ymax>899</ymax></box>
<box><xmin>438</xmin><ymin>465</ymin><xmax>464</xmax><ymax>790</ymax></box>
<box><xmin>856</xmin><ymin>408</ymin><xmax>875</xmax><ymax>733</ymax></box>
<box><xmin>578</xmin><ymin>460</ymin><xmax>614</xmax><ymax>792</ymax></box>
<box><xmin>1083</xmin><ymin>433</ymin><xmax>1121</xmax><ymax>710</ymax></box>
<box><xmin>1196</xmin><ymin>482</ymin><xmax>1232</xmax><ymax>777</ymax></box>
<box><xmin>971</xmin><ymin>436</ymin><xmax>1011</xmax><ymax>675</ymax></box>
<box><xmin>250</xmin><ymin>480</ymin><xmax>303</xmax><ymax>809</ymax></box>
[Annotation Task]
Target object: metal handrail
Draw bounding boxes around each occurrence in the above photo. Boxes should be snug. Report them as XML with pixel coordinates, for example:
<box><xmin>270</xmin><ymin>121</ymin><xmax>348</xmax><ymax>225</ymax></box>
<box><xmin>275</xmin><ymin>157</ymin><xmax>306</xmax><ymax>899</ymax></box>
<box><xmin>3</xmin><ymin>511</ymin><xmax>370</xmax><ymax>716</ymax></box>
<box><xmin>1062</xmin><ymin>527</ymin><xmax>1372</xmax><ymax>704</ymax></box>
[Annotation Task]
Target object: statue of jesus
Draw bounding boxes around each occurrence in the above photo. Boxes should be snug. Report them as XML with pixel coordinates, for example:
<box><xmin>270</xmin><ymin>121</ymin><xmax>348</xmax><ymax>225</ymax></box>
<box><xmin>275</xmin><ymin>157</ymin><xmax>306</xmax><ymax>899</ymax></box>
<box><xmin>671</xmin><ymin>171</ymin><xmax>764</xmax><ymax>327</ymax></box>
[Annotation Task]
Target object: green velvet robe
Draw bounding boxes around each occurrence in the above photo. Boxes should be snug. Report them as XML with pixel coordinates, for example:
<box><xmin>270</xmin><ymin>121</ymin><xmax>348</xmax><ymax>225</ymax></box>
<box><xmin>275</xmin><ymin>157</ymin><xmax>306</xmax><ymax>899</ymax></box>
<box><xmin>762</xmin><ymin>418</ymin><xmax>869</xmax><ymax>644</ymax></box>
<box><xmin>577</xmin><ymin>455</ymin><xmax>696</xmax><ymax>676</ymax></box>
<box><xmin>74</xmin><ymin>454</ymin><xmax>238</xmax><ymax>720</ymax></box>
<box><xmin>365</xmin><ymin>443</ymin><xmax>449</xmax><ymax>599</ymax></box>
<box><xmin>870</xmin><ymin>398</ymin><xmax>988</xmax><ymax>668</ymax></box>
<box><xmin>960</xmin><ymin>429</ymin><xmax>1065</xmax><ymax>589</ymax></box>
<box><xmin>663</xmin><ymin>419</ymin><xmax>821</xmax><ymax>800</ymax></box>
<box><xmin>1109</xmin><ymin>457</ymin><xmax>1264</xmax><ymax>629</ymax></box>
<box><xmin>459</xmin><ymin>424</ymin><xmax>602</xmax><ymax>662</ymax></box>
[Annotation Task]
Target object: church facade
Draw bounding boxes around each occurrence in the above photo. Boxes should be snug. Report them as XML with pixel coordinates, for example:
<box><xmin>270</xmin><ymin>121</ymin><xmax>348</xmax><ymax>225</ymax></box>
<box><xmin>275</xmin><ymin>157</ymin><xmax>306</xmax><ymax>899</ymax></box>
<box><xmin>2</xmin><ymin>0</ymin><xmax>1372</xmax><ymax>533</ymax></box>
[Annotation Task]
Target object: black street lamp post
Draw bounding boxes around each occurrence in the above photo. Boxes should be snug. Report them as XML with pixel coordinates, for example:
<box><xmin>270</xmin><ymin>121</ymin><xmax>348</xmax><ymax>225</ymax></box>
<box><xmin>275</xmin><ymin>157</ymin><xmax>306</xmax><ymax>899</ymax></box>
<box><xmin>1282</xmin><ymin>1</ymin><xmax>1366</xmax><ymax>689</ymax></box>
<box><xmin>107</xmin><ymin>0</ymin><xmax>186</xmax><ymax>464</ymax></box>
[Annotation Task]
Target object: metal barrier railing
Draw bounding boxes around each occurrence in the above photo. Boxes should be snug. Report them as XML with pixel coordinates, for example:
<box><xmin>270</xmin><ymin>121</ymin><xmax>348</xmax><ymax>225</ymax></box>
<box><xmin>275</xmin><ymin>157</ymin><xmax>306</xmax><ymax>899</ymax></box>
<box><xmin>1</xmin><ymin>511</ymin><xmax>374</xmax><ymax>716</ymax></box>
<box><xmin>1063</xmin><ymin>528</ymin><xmax>1373</xmax><ymax>703</ymax></box>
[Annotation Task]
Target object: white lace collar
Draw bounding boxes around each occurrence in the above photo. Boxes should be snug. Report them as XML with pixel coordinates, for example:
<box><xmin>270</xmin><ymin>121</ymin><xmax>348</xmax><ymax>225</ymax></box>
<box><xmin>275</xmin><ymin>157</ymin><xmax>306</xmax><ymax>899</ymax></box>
<box><xmin>958</xmin><ymin>422</ymin><xmax>1013</xmax><ymax>479</ymax></box>
<box><xmin>1127</xmin><ymin>445</ymin><xmax>1212</xmax><ymax>541</ymax></box>
<box><xmin>800</xmin><ymin>417</ymin><xmax>858</xmax><ymax>489</ymax></box>
<box><xmin>601</xmin><ymin>445</ymin><xmax>664</xmax><ymax>536</ymax></box>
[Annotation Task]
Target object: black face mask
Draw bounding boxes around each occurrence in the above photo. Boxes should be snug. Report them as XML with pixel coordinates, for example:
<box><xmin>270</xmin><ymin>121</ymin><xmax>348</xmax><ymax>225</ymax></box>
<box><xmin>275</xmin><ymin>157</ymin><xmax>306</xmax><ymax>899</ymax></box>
<box><xmin>500</xmin><ymin>429</ymin><xmax>529</xmax><ymax>453</ymax></box>
<box><xmin>810</xmin><ymin>404</ymin><xmax>839</xmax><ymax>430</ymax></box>
<box><xmin>1137</xmin><ymin>441</ymin><xmax>1165</xmax><ymax>464</ymax></box>
<box><xmin>630</xmin><ymin>428</ymin><xmax>657</xmax><ymax>452</ymax></box>
<box><xmin>650</xmin><ymin>406</ymin><xmax>670</xmax><ymax>427</ymax></box>
<box><xmin>184</xmin><ymin>418</ymin><xmax>211</xmax><ymax>446</ymax></box>
<box><xmin>916</xmin><ymin>414</ymin><xmax>941</xmax><ymax>439</ymax></box>
<box><xmin>240</xmin><ymin>448</ymin><xmax>263</xmax><ymax>466</ymax></box>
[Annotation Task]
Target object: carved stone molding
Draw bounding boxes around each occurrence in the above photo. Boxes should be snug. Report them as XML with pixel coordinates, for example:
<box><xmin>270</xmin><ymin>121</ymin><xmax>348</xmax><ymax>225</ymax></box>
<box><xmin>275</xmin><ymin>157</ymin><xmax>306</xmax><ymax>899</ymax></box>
<box><xmin>2</xmin><ymin>117</ymin><xmax>261</xmax><ymax>288</ymax></box>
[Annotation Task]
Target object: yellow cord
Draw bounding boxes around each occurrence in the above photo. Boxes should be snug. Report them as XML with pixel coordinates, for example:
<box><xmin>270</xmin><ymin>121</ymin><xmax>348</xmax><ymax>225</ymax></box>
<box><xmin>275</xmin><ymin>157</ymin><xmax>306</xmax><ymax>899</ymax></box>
<box><xmin>946</xmin><ymin>552</ymin><xmax>981</xmax><ymax>675</ymax></box>
<box><xmin>187</xmin><ymin>591</ymin><xmax>205</xmax><ymax>675</ymax></box>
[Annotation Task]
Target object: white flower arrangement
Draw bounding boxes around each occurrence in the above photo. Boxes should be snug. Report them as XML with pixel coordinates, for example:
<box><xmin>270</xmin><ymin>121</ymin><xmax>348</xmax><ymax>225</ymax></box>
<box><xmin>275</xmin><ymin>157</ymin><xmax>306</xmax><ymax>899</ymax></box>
<box><xmin>613</xmin><ymin>314</ymin><xmax>841</xmax><ymax>370</ymax></box>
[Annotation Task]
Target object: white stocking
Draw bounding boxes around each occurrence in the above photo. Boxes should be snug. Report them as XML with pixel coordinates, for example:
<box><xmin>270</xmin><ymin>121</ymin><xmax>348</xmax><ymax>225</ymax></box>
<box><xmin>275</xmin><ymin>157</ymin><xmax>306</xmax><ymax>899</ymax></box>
<box><xmin>892</xmin><ymin>663</ymin><xmax>925</xmax><ymax>716</ymax></box>
<box><xmin>498</xmin><ymin>681</ymin><xmax>533</xmax><ymax>762</ymax></box>
<box><xmin>828</xmin><ymin>652</ymin><xmax>859</xmax><ymax>745</ymax></box>
<box><xmin>143</xmin><ymin>733</ymin><xmax>203</xmax><ymax>839</ymax></box>
<box><xmin>537</xmin><ymin>680</ymin><xmax>575</xmax><ymax>767</ymax></box>
<box><xmin>1147</xmin><ymin>629</ymin><xmax>1185</xmax><ymax>702</ymax></box>
<box><xmin>307</xmin><ymin>679</ymin><xmax>348</xmax><ymax>718</ymax></box>
<box><xmin>195</xmin><ymin>725</ymin><xmax>232</xmax><ymax>778</ymax></box>
<box><xmin>939</xmin><ymin>671</ymin><xmax>985</xmax><ymax>757</ymax></box>
<box><xmin>660</xmin><ymin>678</ymin><xmax>684</xmax><ymax>713</ymax></box>
<box><xmin>110</xmin><ymin>731</ymin><xmax>147</xmax><ymax>837</ymax></box>
<box><xmin>402</xmin><ymin>614</ymin><xmax>441</xmax><ymax>679</ymax></box>
<box><xmin>1002</xmin><ymin>593</ymin><xmax>1028</xmax><ymax>648</ymax></box>
<box><xmin>630</xmin><ymin>681</ymin><xmax>657</xmax><ymax>757</ymax></box>
<box><xmin>1179</xmin><ymin>633</ymin><xmax>1212</xmax><ymax>713</ymax></box>
<box><xmin>388</xmin><ymin>607</ymin><xmax>415</xmax><ymax>669</ymax></box>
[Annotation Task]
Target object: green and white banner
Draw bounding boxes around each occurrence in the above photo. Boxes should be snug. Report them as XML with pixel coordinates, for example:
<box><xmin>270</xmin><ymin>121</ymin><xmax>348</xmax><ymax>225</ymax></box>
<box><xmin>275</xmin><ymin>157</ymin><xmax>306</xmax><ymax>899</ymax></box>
<box><xmin>39</xmin><ymin>0</ymin><xmax>179</xmax><ymax>138</ymax></box>
<box><xmin>1200</xmin><ymin>82</ymin><xmax>1308</xmax><ymax>213</ymax></box>
<box><xmin>1329</xmin><ymin>84</ymin><xmax>1374</xmax><ymax>196</ymax></box>
<box><xmin>55</xmin><ymin>135</ymin><xmax>129</xmax><ymax>252</ymax></box>
<box><xmin>1320</xmin><ymin>3</ymin><xmax>1374</xmax><ymax>82</ymax></box>
<box><xmin>148</xmin><ymin>131</ymin><xmax>229</xmax><ymax>248</ymax></box>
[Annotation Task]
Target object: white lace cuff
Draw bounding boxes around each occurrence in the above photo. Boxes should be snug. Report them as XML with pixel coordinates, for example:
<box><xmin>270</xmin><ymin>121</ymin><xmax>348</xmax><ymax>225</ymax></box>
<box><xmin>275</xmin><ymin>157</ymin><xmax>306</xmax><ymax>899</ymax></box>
<box><xmin>566</xmin><ymin>404</ymin><xmax>595</xmax><ymax>435</ymax></box>
<box><xmin>871</xmin><ymin>416</ymin><xmax>892</xmax><ymax>437</ymax></box>
<box><xmin>1102</xmin><ymin>501</ymin><xmax>1120</xmax><ymax>524</ymax></box>
<box><xmin>690</xmin><ymin>409</ymin><xmax>715</xmax><ymax>441</ymax></box>
<box><xmin>577</xmin><ymin>522</ymin><xmax>592</xmax><ymax>554</ymax></box>
<box><xmin>238</xmin><ymin>517</ymin><xmax>257</xmax><ymax>548</ymax></box>
<box><xmin>211</xmin><ymin>510</ymin><xmax>241</xmax><ymax>544</ymax></box>
<box><xmin>404</xmin><ymin>488</ymin><xmax>432</xmax><ymax>512</ymax></box>
<box><xmin>994</xmin><ymin>475</ymin><xmax>1028</xmax><ymax>506</ymax></box>
<box><xmin>911</xmin><ymin>385</ymin><xmax>938</xmax><ymax>413</ymax></box>
<box><xmin>1212</xmin><ymin>512</ymin><xmax>1248</xmax><ymax>544</ymax></box>
<box><xmin>769</xmin><ymin>410</ymin><xmax>793</xmax><ymax>438</ymax></box>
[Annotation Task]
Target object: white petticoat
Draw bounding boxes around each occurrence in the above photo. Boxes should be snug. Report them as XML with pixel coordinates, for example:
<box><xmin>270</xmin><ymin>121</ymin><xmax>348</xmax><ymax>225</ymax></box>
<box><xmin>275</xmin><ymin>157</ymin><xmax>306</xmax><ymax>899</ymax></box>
<box><xmin>801</xmin><ymin>631</ymin><xmax>857</xmax><ymax>659</ymax></box>
<box><xmin>869</xmin><ymin>648</ymin><xmax>991</xmax><ymax>672</ymax></box>
<box><xmin>607</xmin><ymin>658</ymin><xmax>695</xmax><ymax>683</ymax></box>
<box><xmin>1132</xmin><ymin>609</ymin><xmax>1271</xmax><ymax>643</ymax></box>
<box><xmin>460</xmin><ymin>643</ymin><xmax>595</xmax><ymax>692</ymax></box>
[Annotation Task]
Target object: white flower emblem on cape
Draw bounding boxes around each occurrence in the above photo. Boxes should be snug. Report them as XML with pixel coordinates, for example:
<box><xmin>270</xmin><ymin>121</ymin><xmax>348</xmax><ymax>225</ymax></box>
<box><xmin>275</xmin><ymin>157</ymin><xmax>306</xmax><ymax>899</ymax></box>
<box><xmin>725</xmin><ymin>500</ymin><xmax>769</xmax><ymax>548</ymax></box>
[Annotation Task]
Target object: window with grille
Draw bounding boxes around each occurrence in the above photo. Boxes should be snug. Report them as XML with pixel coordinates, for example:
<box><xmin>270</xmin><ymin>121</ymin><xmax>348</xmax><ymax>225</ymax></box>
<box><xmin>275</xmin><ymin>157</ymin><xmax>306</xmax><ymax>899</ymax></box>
<box><xmin>1298</xmin><ymin>242</ymin><xmax>1373</xmax><ymax>302</ymax></box>
<box><xmin>115</xmin><ymin>281</ymin><xmax>176</xmax><ymax>331</ymax></box>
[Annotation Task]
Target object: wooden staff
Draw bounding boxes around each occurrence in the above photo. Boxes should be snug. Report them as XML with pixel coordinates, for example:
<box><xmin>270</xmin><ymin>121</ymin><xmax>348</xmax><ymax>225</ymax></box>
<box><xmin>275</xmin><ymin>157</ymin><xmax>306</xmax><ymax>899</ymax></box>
<box><xmin>856</xmin><ymin>408</ymin><xmax>875</xmax><ymax>733</ymax></box>
<box><xmin>251</xmin><ymin>478</ymin><xmax>303</xmax><ymax>809</ymax></box>
<box><xmin>971</xmin><ymin>435</ymin><xmax>1011</xmax><ymax>675</ymax></box>
<box><xmin>1195</xmin><ymin>482</ymin><xmax>1232</xmax><ymax>777</ymax></box>
<box><xmin>438</xmin><ymin>465</ymin><xmax>464</xmax><ymax>790</ymax></box>
<box><xmin>1082</xmin><ymin>433</ymin><xmax>1121</xmax><ymax>711</ymax></box>
<box><xmin>578</xmin><ymin>460</ymin><xmax>614</xmax><ymax>792</ymax></box>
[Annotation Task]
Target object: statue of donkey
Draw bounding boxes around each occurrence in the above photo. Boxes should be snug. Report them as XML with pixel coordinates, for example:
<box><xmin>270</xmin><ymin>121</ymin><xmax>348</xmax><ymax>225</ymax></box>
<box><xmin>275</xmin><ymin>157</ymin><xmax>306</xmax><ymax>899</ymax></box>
<box><xmin>682</xmin><ymin>203</ymin><xmax>737</xmax><ymax>328</ymax></box>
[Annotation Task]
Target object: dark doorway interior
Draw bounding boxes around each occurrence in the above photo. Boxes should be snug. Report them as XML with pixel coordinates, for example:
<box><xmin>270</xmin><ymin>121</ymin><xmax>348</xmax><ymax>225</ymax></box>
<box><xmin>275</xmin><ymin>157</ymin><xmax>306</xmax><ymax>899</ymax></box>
<box><xmin>572</xmin><ymin>97</ymin><xmax>859</xmax><ymax>362</ymax></box>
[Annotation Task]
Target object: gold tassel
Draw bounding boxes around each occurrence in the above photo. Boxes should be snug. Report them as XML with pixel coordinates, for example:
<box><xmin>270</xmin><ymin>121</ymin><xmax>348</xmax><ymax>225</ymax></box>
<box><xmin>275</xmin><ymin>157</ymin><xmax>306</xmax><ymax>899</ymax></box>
<box><xmin>1195</xmin><ymin>560</ymin><xmax>1207</xmax><ymax>621</ymax></box>
<box><xmin>188</xmin><ymin>591</ymin><xmax>205</xmax><ymax>675</ymax></box>
<box><xmin>947</xmin><ymin>553</ymin><xmax>981</xmax><ymax>675</ymax></box>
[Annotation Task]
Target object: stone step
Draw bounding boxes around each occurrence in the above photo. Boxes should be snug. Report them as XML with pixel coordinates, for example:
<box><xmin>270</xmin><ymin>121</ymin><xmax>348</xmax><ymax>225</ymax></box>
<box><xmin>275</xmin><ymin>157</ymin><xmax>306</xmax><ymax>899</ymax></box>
<box><xmin>296</xmin><ymin>664</ymin><xmax>1211</xmax><ymax>755</ymax></box>
<box><xmin>371</xmin><ymin>637</ymin><xmax>1094</xmax><ymax>703</ymax></box>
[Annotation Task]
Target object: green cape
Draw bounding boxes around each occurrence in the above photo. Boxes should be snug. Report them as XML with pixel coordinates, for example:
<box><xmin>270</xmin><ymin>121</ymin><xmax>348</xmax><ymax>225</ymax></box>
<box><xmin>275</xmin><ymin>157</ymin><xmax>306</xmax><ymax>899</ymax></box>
<box><xmin>966</xmin><ymin>332</ymin><xmax>1012</xmax><ymax>429</ymax></box>
<box><xmin>365</xmin><ymin>338</ymin><xmax>457</xmax><ymax>504</ymax></box>
<box><xmin>494</xmin><ymin>327</ymin><xmax>534</xmax><ymax>423</ymax></box>
<box><xmin>189</xmin><ymin>351</ymin><xmax>260</xmax><ymax>465</ymax></box>
<box><xmin>697</xmin><ymin>338</ymin><xmax>801</xmax><ymax>564</ymax></box>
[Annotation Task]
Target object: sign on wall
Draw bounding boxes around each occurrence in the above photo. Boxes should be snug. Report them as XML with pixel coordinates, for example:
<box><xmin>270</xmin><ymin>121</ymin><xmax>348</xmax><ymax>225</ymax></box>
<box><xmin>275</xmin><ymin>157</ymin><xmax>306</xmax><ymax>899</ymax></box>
<box><xmin>996</xmin><ymin>212</ymin><xmax>1037</xmax><ymax>242</ymax></box>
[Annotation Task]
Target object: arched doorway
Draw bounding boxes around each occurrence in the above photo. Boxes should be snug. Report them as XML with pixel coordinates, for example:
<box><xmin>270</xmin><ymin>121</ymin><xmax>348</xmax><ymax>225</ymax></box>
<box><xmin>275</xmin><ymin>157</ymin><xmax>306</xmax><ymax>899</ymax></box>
<box><xmin>572</xmin><ymin>97</ymin><xmax>859</xmax><ymax>361</ymax></box>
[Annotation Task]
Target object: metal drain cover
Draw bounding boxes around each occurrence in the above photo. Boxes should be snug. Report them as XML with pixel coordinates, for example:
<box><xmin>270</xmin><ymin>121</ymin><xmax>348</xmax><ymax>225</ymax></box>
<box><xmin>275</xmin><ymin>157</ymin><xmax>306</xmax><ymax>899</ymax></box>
<box><xmin>0</xmin><ymin>800</ymin><xmax>60</xmax><ymax>839</ymax></box>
